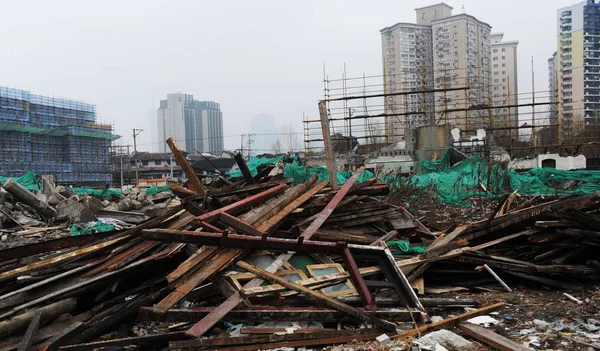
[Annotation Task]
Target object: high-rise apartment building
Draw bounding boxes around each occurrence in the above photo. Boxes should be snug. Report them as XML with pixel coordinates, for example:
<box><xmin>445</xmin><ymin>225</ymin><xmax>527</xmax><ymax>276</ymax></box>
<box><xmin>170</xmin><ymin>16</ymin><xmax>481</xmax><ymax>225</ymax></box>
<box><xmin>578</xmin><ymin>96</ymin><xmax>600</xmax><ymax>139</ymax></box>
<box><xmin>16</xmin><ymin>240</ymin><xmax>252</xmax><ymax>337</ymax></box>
<box><xmin>489</xmin><ymin>33</ymin><xmax>519</xmax><ymax>133</ymax></box>
<box><xmin>382</xmin><ymin>3</ymin><xmax>501</xmax><ymax>140</ymax></box>
<box><xmin>556</xmin><ymin>0</ymin><xmax>600</xmax><ymax>137</ymax></box>
<box><xmin>157</xmin><ymin>94</ymin><xmax>224</xmax><ymax>154</ymax></box>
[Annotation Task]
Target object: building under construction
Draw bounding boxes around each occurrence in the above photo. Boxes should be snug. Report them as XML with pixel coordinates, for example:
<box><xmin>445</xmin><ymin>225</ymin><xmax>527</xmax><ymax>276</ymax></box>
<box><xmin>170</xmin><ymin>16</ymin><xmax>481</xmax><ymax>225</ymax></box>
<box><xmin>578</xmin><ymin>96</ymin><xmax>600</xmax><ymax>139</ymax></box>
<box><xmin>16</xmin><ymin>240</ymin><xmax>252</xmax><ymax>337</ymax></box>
<box><xmin>0</xmin><ymin>86</ymin><xmax>119</xmax><ymax>185</ymax></box>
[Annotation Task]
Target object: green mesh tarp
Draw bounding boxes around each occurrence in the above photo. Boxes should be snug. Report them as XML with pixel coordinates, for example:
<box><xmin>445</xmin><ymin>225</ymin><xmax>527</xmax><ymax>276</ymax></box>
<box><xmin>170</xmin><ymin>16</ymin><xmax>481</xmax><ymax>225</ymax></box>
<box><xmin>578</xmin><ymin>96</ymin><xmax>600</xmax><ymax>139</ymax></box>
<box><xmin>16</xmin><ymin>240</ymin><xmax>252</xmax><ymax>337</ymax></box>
<box><xmin>283</xmin><ymin>164</ymin><xmax>375</xmax><ymax>186</ymax></box>
<box><xmin>389</xmin><ymin>150</ymin><xmax>600</xmax><ymax>206</ymax></box>
<box><xmin>387</xmin><ymin>241</ymin><xmax>427</xmax><ymax>256</ymax></box>
<box><xmin>228</xmin><ymin>156</ymin><xmax>286</xmax><ymax>178</ymax></box>
<box><xmin>0</xmin><ymin>171</ymin><xmax>42</xmax><ymax>191</ymax></box>
<box><xmin>69</xmin><ymin>222</ymin><xmax>115</xmax><ymax>236</ymax></box>
<box><xmin>71</xmin><ymin>185</ymin><xmax>172</xmax><ymax>199</ymax></box>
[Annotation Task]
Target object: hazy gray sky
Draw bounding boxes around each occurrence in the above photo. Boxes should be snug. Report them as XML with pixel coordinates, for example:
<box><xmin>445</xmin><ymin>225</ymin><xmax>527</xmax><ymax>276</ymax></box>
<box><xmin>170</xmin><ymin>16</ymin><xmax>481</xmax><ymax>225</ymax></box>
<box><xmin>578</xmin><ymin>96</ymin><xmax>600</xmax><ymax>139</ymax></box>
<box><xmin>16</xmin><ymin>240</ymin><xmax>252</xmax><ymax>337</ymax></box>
<box><xmin>1</xmin><ymin>0</ymin><xmax>565</xmax><ymax>151</ymax></box>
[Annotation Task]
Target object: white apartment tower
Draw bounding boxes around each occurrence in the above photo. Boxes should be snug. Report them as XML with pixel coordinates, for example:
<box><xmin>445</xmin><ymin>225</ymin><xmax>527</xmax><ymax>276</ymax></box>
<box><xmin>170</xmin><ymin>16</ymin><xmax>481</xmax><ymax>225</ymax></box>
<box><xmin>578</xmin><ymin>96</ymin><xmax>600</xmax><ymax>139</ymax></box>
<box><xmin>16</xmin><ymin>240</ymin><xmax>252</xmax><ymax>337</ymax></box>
<box><xmin>382</xmin><ymin>3</ymin><xmax>501</xmax><ymax>140</ymax></box>
<box><xmin>489</xmin><ymin>33</ymin><xmax>519</xmax><ymax>134</ymax></box>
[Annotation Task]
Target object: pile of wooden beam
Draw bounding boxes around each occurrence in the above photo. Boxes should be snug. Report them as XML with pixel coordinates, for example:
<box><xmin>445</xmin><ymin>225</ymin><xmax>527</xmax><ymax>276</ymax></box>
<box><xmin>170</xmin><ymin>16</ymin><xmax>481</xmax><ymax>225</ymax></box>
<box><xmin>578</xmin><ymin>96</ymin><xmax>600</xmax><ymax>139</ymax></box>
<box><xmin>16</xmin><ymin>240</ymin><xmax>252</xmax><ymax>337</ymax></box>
<box><xmin>1</xmin><ymin>139</ymin><xmax>599</xmax><ymax>350</ymax></box>
<box><xmin>0</xmin><ymin>139</ymin><xmax>442</xmax><ymax>351</ymax></box>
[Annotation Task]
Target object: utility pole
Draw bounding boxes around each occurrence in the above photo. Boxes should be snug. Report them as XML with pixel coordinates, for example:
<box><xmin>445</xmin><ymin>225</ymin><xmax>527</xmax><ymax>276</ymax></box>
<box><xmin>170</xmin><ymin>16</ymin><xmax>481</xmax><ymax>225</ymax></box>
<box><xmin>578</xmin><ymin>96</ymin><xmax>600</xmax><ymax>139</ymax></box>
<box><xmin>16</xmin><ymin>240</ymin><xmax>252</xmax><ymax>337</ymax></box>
<box><xmin>120</xmin><ymin>155</ymin><xmax>124</xmax><ymax>190</ymax></box>
<box><xmin>170</xmin><ymin>154</ymin><xmax>174</xmax><ymax>180</ymax></box>
<box><xmin>246</xmin><ymin>133</ymin><xmax>254</xmax><ymax>160</ymax></box>
<box><xmin>132</xmin><ymin>128</ymin><xmax>143</xmax><ymax>185</ymax></box>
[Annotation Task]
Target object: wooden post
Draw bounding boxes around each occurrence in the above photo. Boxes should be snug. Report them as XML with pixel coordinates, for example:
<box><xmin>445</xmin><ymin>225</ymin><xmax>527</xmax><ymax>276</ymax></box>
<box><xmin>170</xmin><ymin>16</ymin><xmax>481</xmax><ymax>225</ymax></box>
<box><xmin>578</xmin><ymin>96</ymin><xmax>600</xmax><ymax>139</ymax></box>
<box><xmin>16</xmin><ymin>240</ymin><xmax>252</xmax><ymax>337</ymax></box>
<box><xmin>318</xmin><ymin>101</ymin><xmax>337</xmax><ymax>190</ymax></box>
<box><xmin>233</xmin><ymin>152</ymin><xmax>256</xmax><ymax>185</ymax></box>
<box><xmin>0</xmin><ymin>298</ymin><xmax>77</xmax><ymax>339</ymax></box>
<box><xmin>166</xmin><ymin>137</ymin><xmax>205</xmax><ymax>195</ymax></box>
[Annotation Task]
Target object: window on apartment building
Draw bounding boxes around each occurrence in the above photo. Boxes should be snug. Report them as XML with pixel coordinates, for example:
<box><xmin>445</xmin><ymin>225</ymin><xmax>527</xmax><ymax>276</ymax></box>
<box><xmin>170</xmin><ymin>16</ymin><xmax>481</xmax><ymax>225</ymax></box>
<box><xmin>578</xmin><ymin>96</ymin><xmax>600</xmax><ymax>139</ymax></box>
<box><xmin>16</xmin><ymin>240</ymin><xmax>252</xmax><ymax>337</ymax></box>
<box><xmin>494</xmin><ymin>64</ymin><xmax>499</xmax><ymax>68</ymax></box>
<box><xmin>502</xmin><ymin>56</ymin><xmax>506</xmax><ymax>60</ymax></box>
<box><xmin>493</xmin><ymin>49</ymin><xmax>498</xmax><ymax>53</ymax></box>
<box><xmin>503</xmin><ymin>86</ymin><xmax>507</xmax><ymax>90</ymax></box>
<box><xmin>503</xmin><ymin>78</ymin><xmax>506</xmax><ymax>82</ymax></box>
<box><xmin>502</xmin><ymin>63</ymin><xmax>506</xmax><ymax>67</ymax></box>
<box><xmin>494</xmin><ymin>87</ymin><xmax>499</xmax><ymax>91</ymax></box>
<box><xmin>422</xmin><ymin>12</ymin><xmax>425</xmax><ymax>19</ymax></box>
<box><xmin>494</xmin><ymin>72</ymin><xmax>499</xmax><ymax>75</ymax></box>
<box><xmin>502</xmin><ymin>48</ymin><xmax>505</xmax><ymax>52</ymax></box>
<box><xmin>493</xmin><ymin>56</ymin><xmax>498</xmax><ymax>60</ymax></box>
<box><xmin>562</xmin><ymin>10</ymin><xmax>571</xmax><ymax>17</ymax></box>
<box><xmin>494</xmin><ymin>78</ymin><xmax>499</xmax><ymax>83</ymax></box>
<box><xmin>502</xmin><ymin>71</ymin><xmax>506</xmax><ymax>75</ymax></box>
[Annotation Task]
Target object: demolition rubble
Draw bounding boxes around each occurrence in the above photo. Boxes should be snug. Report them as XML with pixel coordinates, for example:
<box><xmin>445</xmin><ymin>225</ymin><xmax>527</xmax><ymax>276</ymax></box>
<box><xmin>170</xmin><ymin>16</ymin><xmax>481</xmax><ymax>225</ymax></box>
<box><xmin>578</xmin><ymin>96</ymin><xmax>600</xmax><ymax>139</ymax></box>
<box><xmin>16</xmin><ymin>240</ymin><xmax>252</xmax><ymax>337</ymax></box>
<box><xmin>0</xmin><ymin>139</ymin><xmax>599</xmax><ymax>351</ymax></box>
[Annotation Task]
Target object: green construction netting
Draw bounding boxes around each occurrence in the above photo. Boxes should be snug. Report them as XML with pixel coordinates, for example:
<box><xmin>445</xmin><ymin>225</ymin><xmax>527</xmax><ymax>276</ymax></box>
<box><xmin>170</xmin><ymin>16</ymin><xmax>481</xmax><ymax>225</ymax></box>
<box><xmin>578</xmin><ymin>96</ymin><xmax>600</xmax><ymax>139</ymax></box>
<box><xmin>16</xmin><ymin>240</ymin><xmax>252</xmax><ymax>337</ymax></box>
<box><xmin>0</xmin><ymin>171</ymin><xmax>42</xmax><ymax>191</ymax></box>
<box><xmin>387</xmin><ymin>241</ymin><xmax>427</xmax><ymax>256</ymax></box>
<box><xmin>228</xmin><ymin>156</ymin><xmax>286</xmax><ymax>178</ymax></box>
<box><xmin>71</xmin><ymin>185</ymin><xmax>172</xmax><ymax>200</ymax></box>
<box><xmin>69</xmin><ymin>222</ymin><xmax>115</xmax><ymax>236</ymax></box>
<box><xmin>0</xmin><ymin>171</ymin><xmax>172</xmax><ymax>200</ymax></box>
<box><xmin>386</xmin><ymin>149</ymin><xmax>600</xmax><ymax>206</ymax></box>
<box><xmin>283</xmin><ymin>164</ymin><xmax>375</xmax><ymax>186</ymax></box>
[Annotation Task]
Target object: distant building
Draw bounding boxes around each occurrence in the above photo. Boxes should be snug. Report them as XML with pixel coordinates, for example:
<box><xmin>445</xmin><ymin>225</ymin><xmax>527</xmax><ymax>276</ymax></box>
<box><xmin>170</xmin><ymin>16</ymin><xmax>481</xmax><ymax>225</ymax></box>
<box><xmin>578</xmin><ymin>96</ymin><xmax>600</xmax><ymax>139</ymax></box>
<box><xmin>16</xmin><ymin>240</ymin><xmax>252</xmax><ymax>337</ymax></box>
<box><xmin>555</xmin><ymin>0</ymin><xmax>600</xmax><ymax>137</ymax></box>
<box><xmin>157</xmin><ymin>94</ymin><xmax>223</xmax><ymax>154</ymax></box>
<box><xmin>490</xmin><ymin>33</ymin><xmax>519</xmax><ymax>137</ymax></box>
<box><xmin>381</xmin><ymin>3</ymin><xmax>506</xmax><ymax>140</ymax></box>
<box><xmin>0</xmin><ymin>86</ymin><xmax>118</xmax><ymax>184</ymax></box>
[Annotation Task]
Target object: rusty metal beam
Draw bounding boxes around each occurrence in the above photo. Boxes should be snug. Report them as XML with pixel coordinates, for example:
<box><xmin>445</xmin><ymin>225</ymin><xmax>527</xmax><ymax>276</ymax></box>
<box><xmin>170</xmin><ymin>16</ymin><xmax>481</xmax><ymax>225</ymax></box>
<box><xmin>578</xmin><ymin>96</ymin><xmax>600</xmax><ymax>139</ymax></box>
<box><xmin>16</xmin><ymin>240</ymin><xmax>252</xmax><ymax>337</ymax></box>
<box><xmin>301</xmin><ymin>167</ymin><xmax>365</xmax><ymax>239</ymax></box>
<box><xmin>196</xmin><ymin>184</ymin><xmax>287</xmax><ymax>223</ymax></box>
<box><xmin>166</xmin><ymin>137</ymin><xmax>205</xmax><ymax>194</ymax></box>
<box><xmin>340</xmin><ymin>245</ymin><xmax>374</xmax><ymax>309</ymax></box>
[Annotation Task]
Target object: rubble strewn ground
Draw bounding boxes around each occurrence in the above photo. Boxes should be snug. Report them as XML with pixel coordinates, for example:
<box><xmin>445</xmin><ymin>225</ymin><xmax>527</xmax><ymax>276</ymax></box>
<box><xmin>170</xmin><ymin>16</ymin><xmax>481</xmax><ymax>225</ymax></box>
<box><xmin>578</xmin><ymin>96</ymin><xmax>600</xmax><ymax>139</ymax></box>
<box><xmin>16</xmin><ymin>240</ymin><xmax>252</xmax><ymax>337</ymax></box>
<box><xmin>0</xmin><ymin>148</ymin><xmax>599</xmax><ymax>351</ymax></box>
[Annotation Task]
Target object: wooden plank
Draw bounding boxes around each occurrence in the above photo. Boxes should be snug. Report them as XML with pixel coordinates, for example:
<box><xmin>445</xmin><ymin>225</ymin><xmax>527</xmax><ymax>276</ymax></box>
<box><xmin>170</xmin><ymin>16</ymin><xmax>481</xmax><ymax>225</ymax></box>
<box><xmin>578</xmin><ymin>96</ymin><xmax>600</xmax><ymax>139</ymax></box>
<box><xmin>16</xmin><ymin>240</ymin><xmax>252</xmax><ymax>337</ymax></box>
<box><xmin>390</xmin><ymin>302</ymin><xmax>505</xmax><ymax>340</ymax></box>
<box><xmin>236</xmin><ymin>261</ymin><xmax>397</xmax><ymax>332</ymax></box>
<box><xmin>141</xmin><ymin>306</ymin><xmax>419</xmax><ymax>323</ymax></box>
<box><xmin>171</xmin><ymin>329</ymin><xmax>383</xmax><ymax>349</ymax></box>
<box><xmin>154</xmin><ymin>248</ymin><xmax>242</xmax><ymax>313</ymax></box>
<box><xmin>300</xmin><ymin>167</ymin><xmax>365</xmax><ymax>239</ymax></box>
<box><xmin>458</xmin><ymin>322</ymin><xmax>530</xmax><ymax>351</ymax></box>
<box><xmin>57</xmin><ymin>332</ymin><xmax>185</xmax><ymax>351</ymax></box>
<box><xmin>256</xmin><ymin>180</ymin><xmax>328</xmax><ymax>233</ymax></box>
<box><xmin>17</xmin><ymin>312</ymin><xmax>41</xmax><ymax>351</ymax></box>
<box><xmin>166</xmin><ymin>246</ymin><xmax>219</xmax><ymax>284</ymax></box>
<box><xmin>318</xmin><ymin>100</ymin><xmax>338</xmax><ymax>190</ymax></box>
<box><xmin>239</xmin><ymin>327</ymin><xmax>330</xmax><ymax>334</ymax></box>
<box><xmin>0</xmin><ymin>236</ymin><xmax>127</xmax><ymax>283</ymax></box>
<box><xmin>370</xmin><ymin>230</ymin><xmax>398</xmax><ymax>246</ymax></box>
<box><xmin>166</xmin><ymin>137</ymin><xmax>205</xmax><ymax>194</ymax></box>
<box><xmin>242</xmin><ymin>265</ymin><xmax>380</xmax><ymax>296</ymax></box>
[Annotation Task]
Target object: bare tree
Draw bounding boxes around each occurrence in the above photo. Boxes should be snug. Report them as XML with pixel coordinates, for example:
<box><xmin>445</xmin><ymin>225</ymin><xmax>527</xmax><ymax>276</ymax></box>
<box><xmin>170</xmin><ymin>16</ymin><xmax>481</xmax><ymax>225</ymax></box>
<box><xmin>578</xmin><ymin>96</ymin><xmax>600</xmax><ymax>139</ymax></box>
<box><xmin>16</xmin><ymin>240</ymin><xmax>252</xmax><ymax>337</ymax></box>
<box><xmin>281</xmin><ymin>124</ymin><xmax>299</xmax><ymax>152</ymax></box>
<box><xmin>271</xmin><ymin>138</ymin><xmax>282</xmax><ymax>154</ymax></box>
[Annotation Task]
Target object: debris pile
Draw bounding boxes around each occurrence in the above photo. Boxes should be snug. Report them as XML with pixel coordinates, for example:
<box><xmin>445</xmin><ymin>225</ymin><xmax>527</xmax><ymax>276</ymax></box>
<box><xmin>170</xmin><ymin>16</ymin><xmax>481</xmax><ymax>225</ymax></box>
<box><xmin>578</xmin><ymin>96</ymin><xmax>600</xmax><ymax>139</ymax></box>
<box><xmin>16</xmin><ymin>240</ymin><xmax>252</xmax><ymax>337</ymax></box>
<box><xmin>0</xmin><ymin>139</ymin><xmax>598</xmax><ymax>350</ymax></box>
<box><xmin>0</xmin><ymin>175</ymin><xmax>175</xmax><ymax>249</ymax></box>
